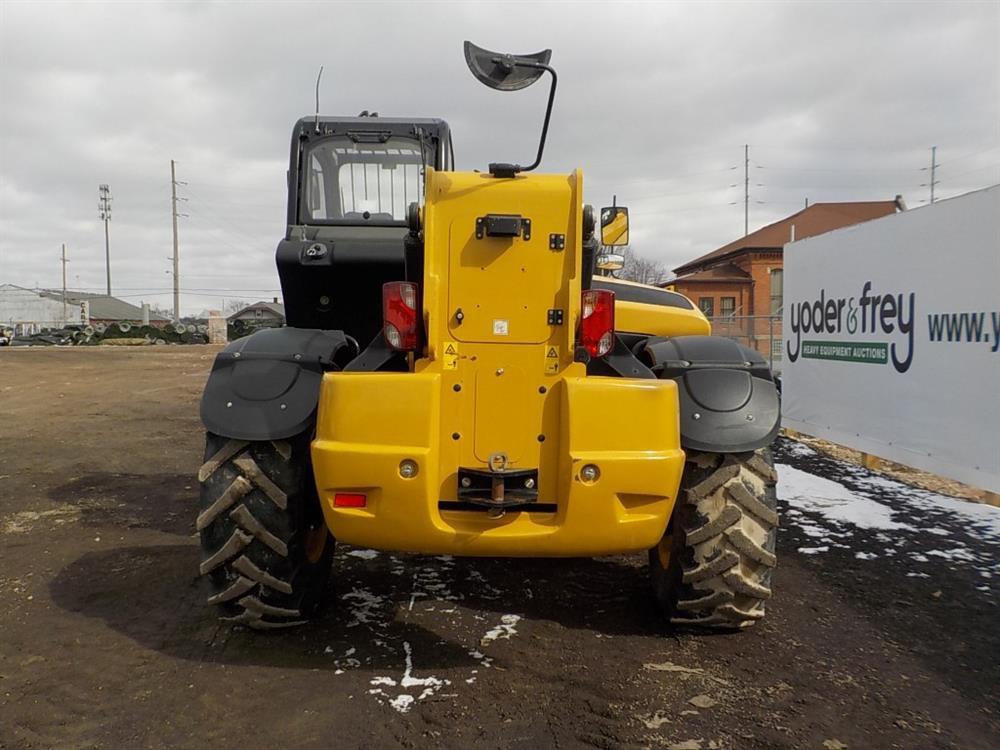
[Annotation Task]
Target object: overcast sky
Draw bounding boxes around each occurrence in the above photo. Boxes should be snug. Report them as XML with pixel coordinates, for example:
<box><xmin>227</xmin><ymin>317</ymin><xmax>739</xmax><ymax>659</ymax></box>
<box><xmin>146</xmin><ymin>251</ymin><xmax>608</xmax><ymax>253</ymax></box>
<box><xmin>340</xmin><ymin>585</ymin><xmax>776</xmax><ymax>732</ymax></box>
<box><xmin>1</xmin><ymin>0</ymin><xmax>997</xmax><ymax>315</ymax></box>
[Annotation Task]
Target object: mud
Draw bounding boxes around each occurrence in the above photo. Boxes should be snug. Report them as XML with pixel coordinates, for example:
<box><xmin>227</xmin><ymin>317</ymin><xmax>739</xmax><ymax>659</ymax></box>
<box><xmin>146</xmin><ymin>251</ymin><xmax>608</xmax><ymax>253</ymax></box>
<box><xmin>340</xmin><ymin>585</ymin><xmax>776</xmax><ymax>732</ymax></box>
<box><xmin>0</xmin><ymin>347</ymin><xmax>996</xmax><ymax>749</ymax></box>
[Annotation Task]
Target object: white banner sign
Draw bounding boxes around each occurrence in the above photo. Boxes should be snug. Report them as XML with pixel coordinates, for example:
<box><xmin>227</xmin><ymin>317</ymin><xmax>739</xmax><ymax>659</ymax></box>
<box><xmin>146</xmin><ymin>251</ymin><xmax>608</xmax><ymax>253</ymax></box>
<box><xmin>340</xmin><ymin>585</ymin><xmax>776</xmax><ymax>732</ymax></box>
<box><xmin>782</xmin><ymin>185</ymin><xmax>1000</xmax><ymax>493</ymax></box>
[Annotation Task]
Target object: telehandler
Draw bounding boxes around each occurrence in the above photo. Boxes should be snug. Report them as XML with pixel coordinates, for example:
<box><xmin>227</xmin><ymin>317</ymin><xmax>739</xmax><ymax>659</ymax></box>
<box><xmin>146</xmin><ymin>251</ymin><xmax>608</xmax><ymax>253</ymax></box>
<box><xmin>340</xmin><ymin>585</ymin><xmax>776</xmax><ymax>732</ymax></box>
<box><xmin>197</xmin><ymin>42</ymin><xmax>780</xmax><ymax>631</ymax></box>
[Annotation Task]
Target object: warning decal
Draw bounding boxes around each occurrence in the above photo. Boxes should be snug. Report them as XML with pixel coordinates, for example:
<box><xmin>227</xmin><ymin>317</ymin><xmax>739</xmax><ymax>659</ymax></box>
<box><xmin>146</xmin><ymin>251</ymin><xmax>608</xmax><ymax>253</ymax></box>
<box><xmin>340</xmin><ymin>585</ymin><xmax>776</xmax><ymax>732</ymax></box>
<box><xmin>443</xmin><ymin>342</ymin><xmax>459</xmax><ymax>370</ymax></box>
<box><xmin>544</xmin><ymin>345</ymin><xmax>560</xmax><ymax>373</ymax></box>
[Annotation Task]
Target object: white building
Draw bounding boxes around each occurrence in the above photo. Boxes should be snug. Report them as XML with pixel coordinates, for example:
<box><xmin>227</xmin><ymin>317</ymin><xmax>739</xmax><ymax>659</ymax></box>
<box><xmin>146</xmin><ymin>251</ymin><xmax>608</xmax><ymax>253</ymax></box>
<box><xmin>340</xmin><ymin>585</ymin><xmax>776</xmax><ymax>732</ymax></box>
<box><xmin>0</xmin><ymin>284</ymin><xmax>167</xmax><ymax>335</ymax></box>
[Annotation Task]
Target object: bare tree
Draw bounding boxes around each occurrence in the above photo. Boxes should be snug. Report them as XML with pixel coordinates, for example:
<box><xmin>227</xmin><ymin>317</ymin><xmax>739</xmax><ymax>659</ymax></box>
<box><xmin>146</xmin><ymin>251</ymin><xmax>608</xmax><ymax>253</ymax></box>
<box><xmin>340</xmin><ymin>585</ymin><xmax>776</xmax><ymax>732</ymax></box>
<box><xmin>617</xmin><ymin>248</ymin><xmax>669</xmax><ymax>286</ymax></box>
<box><xmin>148</xmin><ymin>303</ymin><xmax>173</xmax><ymax>319</ymax></box>
<box><xmin>224</xmin><ymin>298</ymin><xmax>248</xmax><ymax>315</ymax></box>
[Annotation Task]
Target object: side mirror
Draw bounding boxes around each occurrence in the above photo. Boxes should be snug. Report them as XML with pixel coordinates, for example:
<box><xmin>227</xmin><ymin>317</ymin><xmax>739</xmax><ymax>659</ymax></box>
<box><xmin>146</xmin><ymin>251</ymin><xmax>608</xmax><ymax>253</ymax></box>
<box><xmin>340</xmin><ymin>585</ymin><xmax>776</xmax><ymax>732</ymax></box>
<box><xmin>595</xmin><ymin>252</ymin><xmax>625</xmax><ymax>271</ymax></box>
<box><xmin>463</xmin><ymin>41</ymin><xmax>556</xmax><ymax>176</ymax></box>
<box><xmin>600</xmin><ymin>206</ymin><xmax>629</xmax><ymax>246</ymax></box>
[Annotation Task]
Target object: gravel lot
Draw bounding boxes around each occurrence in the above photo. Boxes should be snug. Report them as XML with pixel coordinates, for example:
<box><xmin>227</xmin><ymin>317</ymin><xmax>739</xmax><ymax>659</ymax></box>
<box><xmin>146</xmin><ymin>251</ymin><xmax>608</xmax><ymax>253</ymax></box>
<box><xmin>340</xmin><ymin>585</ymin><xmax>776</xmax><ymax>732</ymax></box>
<box><xmin>1</xmin><ymin>347</ymin><xmax>997</xmax><ymax>749</ymax></box>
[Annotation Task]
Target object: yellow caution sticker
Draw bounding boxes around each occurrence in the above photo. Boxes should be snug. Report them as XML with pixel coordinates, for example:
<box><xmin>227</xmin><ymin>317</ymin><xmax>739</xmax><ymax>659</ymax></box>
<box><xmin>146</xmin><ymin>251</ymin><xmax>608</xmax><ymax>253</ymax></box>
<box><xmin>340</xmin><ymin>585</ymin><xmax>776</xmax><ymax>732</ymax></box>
<box><xmin>544</xmin><ymin>345</ymin><xmax>560</xmax><ymax>373</ymax></box>
<box><xmin>443</xmin><ymin>341</ymin><xmax>459</xmax><ymax>370</ymax></box>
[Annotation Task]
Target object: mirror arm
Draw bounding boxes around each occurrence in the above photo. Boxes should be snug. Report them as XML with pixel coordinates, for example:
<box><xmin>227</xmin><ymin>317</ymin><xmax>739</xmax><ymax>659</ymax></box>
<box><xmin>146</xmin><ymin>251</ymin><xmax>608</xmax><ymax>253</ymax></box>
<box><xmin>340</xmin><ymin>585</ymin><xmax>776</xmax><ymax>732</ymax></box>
<box><xmin>487</xmin><ymin>60</ymin><xmax>558</xmax><ymax>176</ymax></box>
<box><xmin>516</xmin><ymin>61</ymin><xmax>557</xmax><ymax>173</ymax></box>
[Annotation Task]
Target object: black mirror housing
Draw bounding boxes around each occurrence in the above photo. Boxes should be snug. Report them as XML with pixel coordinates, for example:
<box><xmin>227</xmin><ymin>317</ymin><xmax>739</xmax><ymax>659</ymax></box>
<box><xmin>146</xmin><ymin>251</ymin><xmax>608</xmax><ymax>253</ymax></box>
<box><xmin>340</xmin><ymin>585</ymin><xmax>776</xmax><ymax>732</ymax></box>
<box><xmin>464</xmin><ymin>42</ymin><xmax>551</xmax><ymax>91</ymax></box>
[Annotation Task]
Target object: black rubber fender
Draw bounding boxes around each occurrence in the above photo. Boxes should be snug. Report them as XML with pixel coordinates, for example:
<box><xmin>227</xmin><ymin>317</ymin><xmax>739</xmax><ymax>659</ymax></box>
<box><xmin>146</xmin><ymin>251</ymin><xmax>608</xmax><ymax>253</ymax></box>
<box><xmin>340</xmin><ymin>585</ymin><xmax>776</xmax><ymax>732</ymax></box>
<box><xmin>641</xmin><ymin>335</ymin><xmax>780</xmax><ymax>453</ymax></box>
<box><xmin>200</xmin><ymin>327</ymin><xmax>355</xmax><ymax>441</ymax></box>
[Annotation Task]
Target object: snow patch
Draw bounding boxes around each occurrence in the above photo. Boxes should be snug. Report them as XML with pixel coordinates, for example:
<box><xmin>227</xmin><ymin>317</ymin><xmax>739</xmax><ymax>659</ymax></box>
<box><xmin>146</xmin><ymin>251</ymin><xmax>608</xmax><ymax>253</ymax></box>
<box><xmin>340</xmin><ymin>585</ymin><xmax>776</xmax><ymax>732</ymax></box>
<box><xmin>346</xmin><ymin>549</ymin><xmax>380</xmax><ymax>560</ymax></box>
<box><xmin>783</xmin><ymin>440</ymin><xmax>818</xmax><ymax>457</ymax></box>
<box><xmin>368</xmin><ymin>641</ymin><xmax>451</xmax><ymax>714</ymax></box>
<box><xmin>798</xmin><ymin>545</ymin><xmax>829</xmax><ymax>554</ymax></box>
<box><xmin>850</xmin><ymin>473</ymin><xmax>1000</xmax><ymax>542</ymax></box>
<box><xmin>481</xmin><ymin>614</ymin><xmax>521</xmax><ymax>644</ymax></box>
<box><xmin>778</xmin><ymin>464</ymin><xmax>914</xmax><ymax>531</ymax></box>
<box><xmin>342</xmin><ymin>588</ymin><xmax>387</xmax><ymax>627</ymax></box>
<box><xmin>388</xmin><ymin>695</ymin><xmax>414</xmax><ymax>712</ymax></box>
<box><xmin>924</xmin><ymin>548</ymin><xmax>979</xmax><ymax>563</ymax></box>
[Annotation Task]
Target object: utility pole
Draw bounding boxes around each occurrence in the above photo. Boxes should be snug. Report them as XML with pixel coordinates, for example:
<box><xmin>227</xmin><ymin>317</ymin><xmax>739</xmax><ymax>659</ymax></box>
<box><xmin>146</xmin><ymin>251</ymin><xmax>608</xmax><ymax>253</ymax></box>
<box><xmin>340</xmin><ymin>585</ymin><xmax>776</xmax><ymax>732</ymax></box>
<box><xmin>98</xmin><ymin>184</ymin><xmax>112</xmax><ymax>295</ymax></box>
<box><xmin>170</xmin><ymin>160</ymin><xmax>181</xmax><ymax>323</ymax></box>
<box><xmin>744</xmin><ymin>144</ymin><xmax>749</xmax><ymax>237</ymax></box>
<box><xmin>61</xmin><ymin>243</ymin><xmax>68</xmax><ymax>323</ymax></box>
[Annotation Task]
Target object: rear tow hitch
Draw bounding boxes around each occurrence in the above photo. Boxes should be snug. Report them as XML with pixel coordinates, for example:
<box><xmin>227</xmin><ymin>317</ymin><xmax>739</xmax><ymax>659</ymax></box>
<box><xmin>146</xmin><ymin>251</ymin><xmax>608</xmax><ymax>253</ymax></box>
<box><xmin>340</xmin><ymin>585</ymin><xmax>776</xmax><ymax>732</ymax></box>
<box><xmin>458</xmin><ymin>453</ymin><xmax>538</xmax><ymax>518</ymax></box>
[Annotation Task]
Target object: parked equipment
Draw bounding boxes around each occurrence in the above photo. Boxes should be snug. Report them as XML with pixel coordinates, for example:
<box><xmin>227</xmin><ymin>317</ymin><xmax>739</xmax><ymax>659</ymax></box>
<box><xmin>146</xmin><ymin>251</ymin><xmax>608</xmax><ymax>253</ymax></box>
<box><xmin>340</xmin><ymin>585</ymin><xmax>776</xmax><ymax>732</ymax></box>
<box><xmin>197</xmin><ymin>42</ymin><xmax>780</xmax><ymax>630</ymax></box>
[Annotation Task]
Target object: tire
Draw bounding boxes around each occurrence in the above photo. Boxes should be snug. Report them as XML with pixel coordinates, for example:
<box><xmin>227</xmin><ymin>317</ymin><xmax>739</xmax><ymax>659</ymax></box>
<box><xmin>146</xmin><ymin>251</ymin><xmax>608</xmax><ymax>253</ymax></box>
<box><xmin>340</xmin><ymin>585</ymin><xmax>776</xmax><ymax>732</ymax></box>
<box><xmin>650</xmin><ymin>449</ymin><xmax>778</xmax><ymax>629</ymax></box>
<box><xmin>197</xmin><ymin>432</ymin><xmax>335</xmax><ymax>629</ymax></box>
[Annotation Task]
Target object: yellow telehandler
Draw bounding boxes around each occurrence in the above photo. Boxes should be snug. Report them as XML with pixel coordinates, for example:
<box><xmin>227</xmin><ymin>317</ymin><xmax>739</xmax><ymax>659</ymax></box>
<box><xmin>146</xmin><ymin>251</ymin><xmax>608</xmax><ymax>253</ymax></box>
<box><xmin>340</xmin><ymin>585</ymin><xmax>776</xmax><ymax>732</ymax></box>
<box><xmin>197</xmin><ymin>42</ymin><xmax>780</xmax><ymax>630</ymax></box>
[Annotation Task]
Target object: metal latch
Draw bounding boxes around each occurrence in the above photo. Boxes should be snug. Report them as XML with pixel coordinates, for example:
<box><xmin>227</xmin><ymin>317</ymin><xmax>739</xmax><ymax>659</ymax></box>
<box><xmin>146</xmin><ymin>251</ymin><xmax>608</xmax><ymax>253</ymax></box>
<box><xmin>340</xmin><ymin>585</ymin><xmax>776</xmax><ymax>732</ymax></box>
<box><xmin>476</xmin><ymin>215</ymin><xmax>531</xmax><ymax>240</ymax></box>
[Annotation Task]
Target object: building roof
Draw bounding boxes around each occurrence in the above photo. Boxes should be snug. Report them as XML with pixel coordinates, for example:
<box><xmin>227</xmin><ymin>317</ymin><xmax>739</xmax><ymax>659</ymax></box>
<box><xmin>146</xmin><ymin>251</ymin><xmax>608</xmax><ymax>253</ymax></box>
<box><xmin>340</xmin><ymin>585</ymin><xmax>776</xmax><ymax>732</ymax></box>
<box><xmin>35</xmin><ymin>288</ymin><xmax>170</xmax><ymax>322</ymax></box>
<box><xmin>228</xmin><ymin>301</ymin><xmax>286</xmax><ymax>321</ymax></box>
<box><xmin>669</xmin><ymin>263</ymin><xmax>752</xmax><ymax>285</ymax></box>
<box><xmin>673</xmin><ymin>200</ymin><xmax>901</xmax><ymax>276</ymax></box>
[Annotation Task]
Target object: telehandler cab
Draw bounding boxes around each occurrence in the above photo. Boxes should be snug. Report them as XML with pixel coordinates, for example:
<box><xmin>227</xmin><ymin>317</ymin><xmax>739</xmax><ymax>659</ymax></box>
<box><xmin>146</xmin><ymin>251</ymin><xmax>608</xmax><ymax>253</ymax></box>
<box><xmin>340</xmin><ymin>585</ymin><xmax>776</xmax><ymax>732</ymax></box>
<box><xmin>197</xmin><ymin>42</ymin><xmax>780</xmax><ymax>631</ymax></box>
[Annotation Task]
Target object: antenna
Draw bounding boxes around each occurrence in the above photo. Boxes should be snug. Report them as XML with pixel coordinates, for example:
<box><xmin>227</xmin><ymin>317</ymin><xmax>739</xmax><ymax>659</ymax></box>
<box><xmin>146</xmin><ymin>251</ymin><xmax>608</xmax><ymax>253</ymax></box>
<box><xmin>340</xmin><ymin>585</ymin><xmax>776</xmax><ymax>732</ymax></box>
<box><xmin>314</xmin><ymin>66</ymin><xmax>324</xmax><ymax>134</ymax></box>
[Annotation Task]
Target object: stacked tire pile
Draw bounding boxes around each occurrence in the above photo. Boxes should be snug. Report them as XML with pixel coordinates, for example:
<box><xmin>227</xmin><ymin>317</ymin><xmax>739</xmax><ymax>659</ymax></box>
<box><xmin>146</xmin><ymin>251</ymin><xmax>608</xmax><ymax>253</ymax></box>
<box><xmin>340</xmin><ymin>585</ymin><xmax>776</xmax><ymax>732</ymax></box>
<box><xmin>4</xmin><ymin>322</ymin><xmax>209</xmax><ymax>347</ymax></box>
<box><xmin>228</xmin><ymin>319</ymin><xmax>280</xmax><ymax>341</ymax></box>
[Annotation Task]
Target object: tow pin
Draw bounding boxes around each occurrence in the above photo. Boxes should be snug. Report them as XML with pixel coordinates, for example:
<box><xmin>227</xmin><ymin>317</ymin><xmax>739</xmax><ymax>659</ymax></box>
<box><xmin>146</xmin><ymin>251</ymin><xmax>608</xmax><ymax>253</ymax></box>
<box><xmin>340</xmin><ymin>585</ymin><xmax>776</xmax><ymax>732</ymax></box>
<box><xmin>455</xmin><ymin>308</ymin><xmax>465</xmax><ymax>324</ymax></box>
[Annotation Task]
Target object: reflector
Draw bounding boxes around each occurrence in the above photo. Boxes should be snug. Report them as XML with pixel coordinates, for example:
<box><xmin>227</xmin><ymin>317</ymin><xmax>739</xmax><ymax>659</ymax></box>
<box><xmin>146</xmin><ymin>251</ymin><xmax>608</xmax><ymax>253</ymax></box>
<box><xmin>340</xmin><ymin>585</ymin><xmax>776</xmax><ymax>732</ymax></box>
<box><xmin>334</xmin><ymin>493</ymin><xmax>367</xmax><ymax>508</ymax></box>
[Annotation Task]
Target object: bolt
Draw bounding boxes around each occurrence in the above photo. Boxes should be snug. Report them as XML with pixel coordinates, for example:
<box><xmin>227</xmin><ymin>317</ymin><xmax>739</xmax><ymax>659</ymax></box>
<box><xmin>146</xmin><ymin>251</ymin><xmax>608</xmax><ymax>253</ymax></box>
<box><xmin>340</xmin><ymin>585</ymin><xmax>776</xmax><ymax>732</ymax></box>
<box><xmin>399</xmin><ymin>459</ymin><xmax>418</xmax><ymax>479</ymax></box>
<box><xmin>524</xmin><ymin>478</ymin><xmax>535</xmax><ymax>489</ymax></box>
<box><xmin>226</xmin><ymin>401</ymin><xmax>233</xmax><ymax>408</ymax></box>
<box><xmin>538</xmin><ymin>385</ymin><xmax>547</xmax><ymax>394</ymax></box>
<box><xmin>745</xmin><ymin>413</ymin><xmax>755</xmax><ymax>421</ymax></box>
<box><xmin>453</xmin><ymin>384</ymin><xmax>461</xmax><ymax>392</ymax></box>
<box><xmin>294</xmin><ymin>353</ymin><xmax>301</xmax><ymax>360</ymax></box>
<box><xmin>580</xmin><ymin>464</ymin><xmax>600</xmax><ymax>482</ymax></box>
<box><xmin>452</xmin><ymin>432</ymin><xmax>461</xmax><ymax>440</ymax></box>
<box><xmin>233</xmin><ymin>352</ymin><xmax>241</xmax><ymax>359</ymax></box>
<box><xmin>537</xmin><ymin>434</ymin><xmax>545</xmax><ymax>442</ymax></box>
<box><xmin>692</xmin><ymin>412</ymin><xmax>701</xmax><ymax>420</ymax></box>
<box><xmin>461</xmin><ymin>477</ymin><xmax>472</xmax><ymax>488</ymax></box>
<box><xmin>280</xmin><ymin>403</ymin><xmax>287</xmax><ymax>410</ymax></box>
<box><xmin>496</xmin><ymin>368</ymin><xmax>504</xmax><ymax>376</ymax></box>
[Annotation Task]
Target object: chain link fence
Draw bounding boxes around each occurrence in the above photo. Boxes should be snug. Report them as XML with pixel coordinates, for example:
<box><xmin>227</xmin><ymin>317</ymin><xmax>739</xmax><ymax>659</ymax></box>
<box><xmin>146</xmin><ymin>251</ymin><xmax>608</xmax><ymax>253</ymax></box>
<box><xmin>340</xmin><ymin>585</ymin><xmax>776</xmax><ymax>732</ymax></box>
<box><xmin>705</xmin><ymin>315</ymin><xmax>783</xmax><ymax>373</ymax></box>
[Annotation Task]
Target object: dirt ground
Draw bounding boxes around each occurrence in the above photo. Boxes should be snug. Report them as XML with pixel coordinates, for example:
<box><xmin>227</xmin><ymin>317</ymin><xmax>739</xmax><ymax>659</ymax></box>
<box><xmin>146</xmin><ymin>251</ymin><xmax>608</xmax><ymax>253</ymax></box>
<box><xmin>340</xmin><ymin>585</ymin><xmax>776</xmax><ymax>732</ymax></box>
<box><xmin>0</xmin><ymin>347</ymin><xmax>997</xmax><ymax>750</ymax></box>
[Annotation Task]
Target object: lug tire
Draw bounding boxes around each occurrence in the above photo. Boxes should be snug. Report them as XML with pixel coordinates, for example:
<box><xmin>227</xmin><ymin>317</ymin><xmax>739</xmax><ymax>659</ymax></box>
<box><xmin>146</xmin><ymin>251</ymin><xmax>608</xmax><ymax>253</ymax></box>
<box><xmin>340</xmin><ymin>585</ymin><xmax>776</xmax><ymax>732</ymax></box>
<box><xmin>650</xmin><ymin>449</ymin><xmax>778</xmax><ymax>629</ymax></box>
<box><xmin>197</xmin><ymin>432</ymin><xmax>334</xmax><ymax>629</ymax></box>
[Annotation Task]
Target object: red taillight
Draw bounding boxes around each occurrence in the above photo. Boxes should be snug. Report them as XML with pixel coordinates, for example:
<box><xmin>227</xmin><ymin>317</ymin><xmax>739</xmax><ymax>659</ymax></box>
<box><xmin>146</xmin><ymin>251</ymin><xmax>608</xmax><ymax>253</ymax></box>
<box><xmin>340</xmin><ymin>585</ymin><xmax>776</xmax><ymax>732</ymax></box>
<box><xmin>383</xmin><ymin>281</ymin><xmax>419</xmax><ymax>351</ymax></box>
<box><xmin>334</xmin><ymin>492</ymin><xmax>367</xmax><ymax>508</ymax></box>
<box><xmin>580</xmin><ymin>289</ymin><xmax>615</xmax><ymax>358</ymax></box>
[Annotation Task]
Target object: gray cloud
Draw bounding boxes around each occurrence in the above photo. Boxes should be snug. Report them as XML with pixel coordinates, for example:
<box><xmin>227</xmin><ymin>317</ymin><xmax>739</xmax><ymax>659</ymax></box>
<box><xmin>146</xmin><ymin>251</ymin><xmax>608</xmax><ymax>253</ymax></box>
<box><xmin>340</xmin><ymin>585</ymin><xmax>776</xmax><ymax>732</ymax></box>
<box><xmin>1</xmin><ymin>1</ymin><xmax>997</xmax><ymax>314</ymax></box>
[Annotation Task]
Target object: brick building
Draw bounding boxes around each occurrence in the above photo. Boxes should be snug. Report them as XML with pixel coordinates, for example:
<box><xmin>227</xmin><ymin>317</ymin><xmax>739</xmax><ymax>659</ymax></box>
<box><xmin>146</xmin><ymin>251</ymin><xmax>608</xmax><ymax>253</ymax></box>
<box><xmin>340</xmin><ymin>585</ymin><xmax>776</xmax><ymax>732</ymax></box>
<box><xmin>664</xmin><ymin>199</ymin><xmax>904</xmax><ymax>361</ymax></box>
